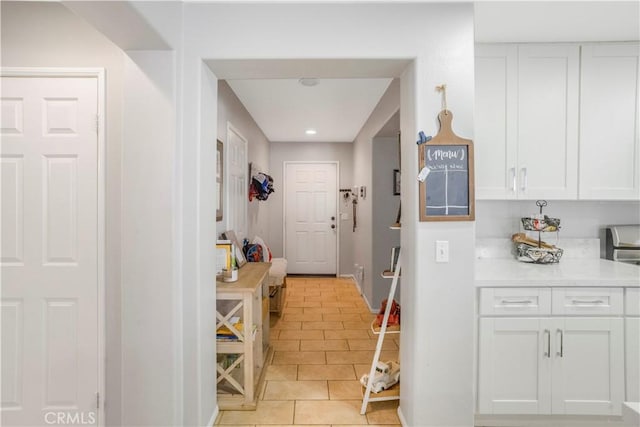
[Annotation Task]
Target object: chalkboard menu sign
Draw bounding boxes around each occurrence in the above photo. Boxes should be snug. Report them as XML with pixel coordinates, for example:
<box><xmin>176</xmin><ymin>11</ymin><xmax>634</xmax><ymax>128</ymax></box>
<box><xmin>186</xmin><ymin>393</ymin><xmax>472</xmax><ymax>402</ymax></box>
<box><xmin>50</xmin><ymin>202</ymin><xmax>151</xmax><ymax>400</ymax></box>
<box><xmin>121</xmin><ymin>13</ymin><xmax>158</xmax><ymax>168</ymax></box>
<box><xmin>419</xmin><ymin>111</ymin><xmax>475</xmax><ymax>221</ymax></box>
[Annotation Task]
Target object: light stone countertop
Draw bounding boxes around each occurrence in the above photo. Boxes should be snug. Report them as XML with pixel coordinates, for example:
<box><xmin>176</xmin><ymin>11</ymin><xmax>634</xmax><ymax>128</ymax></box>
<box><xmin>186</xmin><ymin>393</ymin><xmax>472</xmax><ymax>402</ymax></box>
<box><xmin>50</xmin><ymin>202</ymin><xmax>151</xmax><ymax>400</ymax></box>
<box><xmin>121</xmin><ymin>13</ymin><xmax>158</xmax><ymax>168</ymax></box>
<box><xmin>475</xmin><ymin>257</ymin><xmax>640</xmax><ymax>287</ymax></box>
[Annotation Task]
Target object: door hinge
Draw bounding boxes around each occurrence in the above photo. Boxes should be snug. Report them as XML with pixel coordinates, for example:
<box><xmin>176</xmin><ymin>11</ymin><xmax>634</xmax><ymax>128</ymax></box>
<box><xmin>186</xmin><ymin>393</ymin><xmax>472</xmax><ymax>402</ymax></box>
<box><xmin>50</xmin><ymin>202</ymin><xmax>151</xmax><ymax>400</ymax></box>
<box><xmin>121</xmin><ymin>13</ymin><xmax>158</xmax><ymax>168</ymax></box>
<box><xmin>96</xmin><ymin>392</ymin><xmax>100</xmax><ymax>409</ymax></box>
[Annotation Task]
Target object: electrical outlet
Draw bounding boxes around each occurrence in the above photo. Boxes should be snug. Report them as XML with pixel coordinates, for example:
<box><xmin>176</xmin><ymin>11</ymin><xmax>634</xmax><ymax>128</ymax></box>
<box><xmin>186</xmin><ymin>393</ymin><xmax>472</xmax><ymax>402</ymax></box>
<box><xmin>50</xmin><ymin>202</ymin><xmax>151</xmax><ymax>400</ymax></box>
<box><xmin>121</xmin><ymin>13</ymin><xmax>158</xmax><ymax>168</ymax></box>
<box><xmin>436</xmin><ymin>240</ymin><xmax>449</xmax><ymax>263</ymax></box>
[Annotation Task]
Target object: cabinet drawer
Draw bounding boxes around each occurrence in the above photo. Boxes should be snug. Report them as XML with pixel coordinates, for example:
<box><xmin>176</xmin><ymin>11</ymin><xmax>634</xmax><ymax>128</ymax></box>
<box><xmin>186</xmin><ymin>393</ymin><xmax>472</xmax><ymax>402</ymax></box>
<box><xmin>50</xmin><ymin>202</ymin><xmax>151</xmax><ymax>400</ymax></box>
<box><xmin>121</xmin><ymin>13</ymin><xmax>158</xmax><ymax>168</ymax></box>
<box><xmin>479</xmin><ymin>288</ymin><xmax>551</xmax><ymax>316</ymax></box>
<box><xmin>552</xmin><ymin>288</ymin><xmax>623</xmax><ymax>315</ymax></box>
<box><xmin>627</xmin><ymin>288</ymin><xmax>640</xmax><ymax>316</ymax></box>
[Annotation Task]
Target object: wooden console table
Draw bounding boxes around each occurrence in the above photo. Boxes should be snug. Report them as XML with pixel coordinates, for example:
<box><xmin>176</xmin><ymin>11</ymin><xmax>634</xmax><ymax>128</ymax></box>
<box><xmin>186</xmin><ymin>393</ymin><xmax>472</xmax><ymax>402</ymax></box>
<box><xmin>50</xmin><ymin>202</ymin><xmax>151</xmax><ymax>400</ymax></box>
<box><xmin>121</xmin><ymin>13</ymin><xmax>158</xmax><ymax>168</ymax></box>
<box><xmin>216</xmin><ymin>262</ymin><xmax>271</xmax><ymax>410</ymax></box>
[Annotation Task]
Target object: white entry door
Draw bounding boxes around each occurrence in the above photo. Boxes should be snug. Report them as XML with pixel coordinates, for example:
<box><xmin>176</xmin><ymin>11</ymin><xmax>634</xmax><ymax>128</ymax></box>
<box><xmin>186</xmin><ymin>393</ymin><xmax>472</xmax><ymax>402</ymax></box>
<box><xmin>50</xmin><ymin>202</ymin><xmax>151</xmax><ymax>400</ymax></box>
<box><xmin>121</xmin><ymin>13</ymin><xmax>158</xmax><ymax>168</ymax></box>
<box><xmin>1</xmin><ymin>73</ymin><xmax>101</xmax><ymax>426</ymax></box>
<box><xmin>284</xmin><ymin>162</ymin><xmax>337</xmax><ymax>275</ymax></box>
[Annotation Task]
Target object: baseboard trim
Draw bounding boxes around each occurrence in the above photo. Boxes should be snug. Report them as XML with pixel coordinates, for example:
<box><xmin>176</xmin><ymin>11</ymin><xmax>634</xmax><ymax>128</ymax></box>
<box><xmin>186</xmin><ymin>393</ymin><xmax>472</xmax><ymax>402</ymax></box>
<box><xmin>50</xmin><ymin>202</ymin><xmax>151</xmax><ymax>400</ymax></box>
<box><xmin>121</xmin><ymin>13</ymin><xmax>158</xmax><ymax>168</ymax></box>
<box><xmin>475</xmin><ymin>414</ymin><xmax>625</xmax><ymax>427</ymax></box>
<box><xmin>397</xmin><ymin>406</ymin><xmax>407</xmax><ymax>427</ymax></box>
<box><xmin>340</xmin><ymin>274</ymin><xmax>376</xmax><ymax>313</ymax></box>
<box><xmin>206</xmin><ymin>406</ymin><xmax>219</xmax><ymax>427</ymax></box>
<box><xmin>362</xmin><ymin>294</ymin><xmax>376</xmax><ymax>313</ymax></box>
<box><xmin>340</xmin><ymin>274</ymin><xmax>361</xmax><ymax>293</ymax></box>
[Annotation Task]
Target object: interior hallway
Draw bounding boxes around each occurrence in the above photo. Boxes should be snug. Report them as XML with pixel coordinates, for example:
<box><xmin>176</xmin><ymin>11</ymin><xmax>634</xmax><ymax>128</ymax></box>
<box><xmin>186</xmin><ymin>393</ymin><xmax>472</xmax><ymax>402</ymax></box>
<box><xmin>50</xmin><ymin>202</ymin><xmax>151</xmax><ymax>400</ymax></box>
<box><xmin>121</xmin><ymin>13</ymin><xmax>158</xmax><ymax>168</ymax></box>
<box><xmin>216</xmin><ymin>276</ymin><xmax>401</xmax><ymax>426</ymax></box>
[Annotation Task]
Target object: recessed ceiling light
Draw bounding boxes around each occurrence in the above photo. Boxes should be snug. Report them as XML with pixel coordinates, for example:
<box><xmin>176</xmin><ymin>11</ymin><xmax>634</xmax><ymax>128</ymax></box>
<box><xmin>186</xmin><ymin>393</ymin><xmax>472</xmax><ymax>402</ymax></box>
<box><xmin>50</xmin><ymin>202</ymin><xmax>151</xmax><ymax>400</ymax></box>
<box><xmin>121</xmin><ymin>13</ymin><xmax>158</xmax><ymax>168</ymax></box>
<box><xmin>299</xmin><ymin>78</ymin><xmax>319</xmax><ymax>87</ymax></box>
<box><xmin>305</xmin><ymin>129</ymin><xmax>317</xmax><ymax>135</ymax></box>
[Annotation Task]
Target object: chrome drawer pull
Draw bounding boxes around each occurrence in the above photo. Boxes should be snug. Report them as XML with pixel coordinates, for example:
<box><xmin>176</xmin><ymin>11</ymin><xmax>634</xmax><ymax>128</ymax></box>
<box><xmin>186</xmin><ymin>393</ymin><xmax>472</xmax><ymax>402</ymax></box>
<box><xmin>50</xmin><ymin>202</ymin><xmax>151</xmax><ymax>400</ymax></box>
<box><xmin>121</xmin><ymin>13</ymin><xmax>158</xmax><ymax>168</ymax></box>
<box><xmin>544</xmin><ymin>329</ymin><xmax>550</xmax><ymax>358</ymax></box>
<box><xmin>500</xmin><ymin>299</ymin><xmax>534</xmax><ymax>305</ymax></box>
<box><xmin>571</xmin><ymin>299</ymin><xmax>605</xmax><ymax>305</ymax></box>
<box><xmin>520</xmin><ymin>167</ymin><xmax>527</xmax><ymax>192</ymax></box>
<box><xmin>556</xmin><ymin>329</ymin><xmax>564</xmax><ymax>357</ymax></box>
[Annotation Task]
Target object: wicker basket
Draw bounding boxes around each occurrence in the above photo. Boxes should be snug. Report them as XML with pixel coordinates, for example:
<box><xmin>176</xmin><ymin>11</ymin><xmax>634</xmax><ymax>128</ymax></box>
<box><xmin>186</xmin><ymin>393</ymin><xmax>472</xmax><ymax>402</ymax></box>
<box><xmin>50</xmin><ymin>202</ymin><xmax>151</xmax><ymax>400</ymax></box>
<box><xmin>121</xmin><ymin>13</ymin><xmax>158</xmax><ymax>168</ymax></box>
<box><xmin>521</xmin><ymin>216</ymin><xmax>561</xmax><ymax>232</ymax></box>
<box><xmin>515</xmin><ymin>243</ymin><xmax>563</xmax><ymax>264</ymax></box>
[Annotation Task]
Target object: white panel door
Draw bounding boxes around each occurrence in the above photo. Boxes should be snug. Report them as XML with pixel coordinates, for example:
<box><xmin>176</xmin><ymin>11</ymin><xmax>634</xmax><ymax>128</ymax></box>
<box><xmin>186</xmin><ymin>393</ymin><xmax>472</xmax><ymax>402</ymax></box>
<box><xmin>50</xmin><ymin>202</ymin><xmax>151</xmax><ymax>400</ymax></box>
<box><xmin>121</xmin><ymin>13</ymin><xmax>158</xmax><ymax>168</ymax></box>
<box><xmin>478</xmin><ymin>317</ymin><xmax>552</xmax><ymax>414</ymax></box>
<box><xmin>475</xmin><ymin>44</ymin><xmax>518</xmax><ymax>199</ymax></box>
<box><xmin>1</xmin><ymin>75</ymin><xmax>99</xmax><ymax>426</ymax></box>
<box><xmin>552</xmin><ymin>318</ymin><xmax>624</xmax><ymax>416</ymax></box>
<box><xmin>284</xmin><ymin>162</ymin><xmax>337</xmax><ymax>275</ymax></box>
<box><xmin>518</xmin><ymin>45</ymin><xmax>579</xmax><ymax>199</ymax></box>
<box><xmin>579</xmin><ymin>43</ymin><xmax>640</xmax><ymax>200</ymax></box>
<box><xmin>226</xmin><ymin>124</ymin><xmax>248</xmax><ymax>240</ymax></box>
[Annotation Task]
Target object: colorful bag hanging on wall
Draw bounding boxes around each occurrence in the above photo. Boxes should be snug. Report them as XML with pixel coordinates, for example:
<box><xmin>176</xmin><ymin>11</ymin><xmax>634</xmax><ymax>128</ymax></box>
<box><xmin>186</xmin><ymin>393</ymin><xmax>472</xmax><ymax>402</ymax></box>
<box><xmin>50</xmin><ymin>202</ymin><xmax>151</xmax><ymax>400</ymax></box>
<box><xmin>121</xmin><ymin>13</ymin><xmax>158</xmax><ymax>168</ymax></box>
<box><xmin>249</xmin><ymin>172</ymin><xmax>274</xmax><ymax>201</ymax></box>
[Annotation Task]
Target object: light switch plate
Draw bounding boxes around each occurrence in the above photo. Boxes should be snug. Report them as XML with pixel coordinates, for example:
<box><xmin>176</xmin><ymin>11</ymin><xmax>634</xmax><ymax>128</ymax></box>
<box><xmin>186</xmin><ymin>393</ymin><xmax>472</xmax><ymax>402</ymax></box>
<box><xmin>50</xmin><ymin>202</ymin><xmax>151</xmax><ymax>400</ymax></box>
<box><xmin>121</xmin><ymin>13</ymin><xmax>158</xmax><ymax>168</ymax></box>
<box><xmin>436</xmin><ymin>240</ymin><xmax>449</xmax><ymax>263</ymax></box>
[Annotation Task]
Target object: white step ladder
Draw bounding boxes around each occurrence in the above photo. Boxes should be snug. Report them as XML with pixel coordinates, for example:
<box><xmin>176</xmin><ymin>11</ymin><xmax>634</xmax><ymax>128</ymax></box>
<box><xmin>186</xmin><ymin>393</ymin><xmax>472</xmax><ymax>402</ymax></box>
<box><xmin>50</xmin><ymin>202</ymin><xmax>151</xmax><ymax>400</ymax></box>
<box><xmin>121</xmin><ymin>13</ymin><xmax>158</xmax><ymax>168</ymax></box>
<box><xmin>360</xmin><ymin>250</ymin><xmax>401</xmax><ymax>414</ymax></box>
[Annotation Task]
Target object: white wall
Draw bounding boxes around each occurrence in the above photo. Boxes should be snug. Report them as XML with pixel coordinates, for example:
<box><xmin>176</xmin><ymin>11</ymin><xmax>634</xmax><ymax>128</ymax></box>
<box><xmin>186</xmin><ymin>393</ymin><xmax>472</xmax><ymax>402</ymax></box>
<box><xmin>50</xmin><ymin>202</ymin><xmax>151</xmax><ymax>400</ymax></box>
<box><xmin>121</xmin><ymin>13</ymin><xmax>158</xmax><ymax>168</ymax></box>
<box><xmin>475</xmin><ymin>1</ymin><xmax>640</xmax><ymax>43</ymax></box>
<box><xmin>217</xmin><ymin>80</ymin><xmax>271</xmax><ymax>240</ymax></box>
<box><xmin>121</xmin><ymin>51</ymin><xmax>177</xmax><ymax>426</ymax></box>
<box><xmin>0</xmin><ymin>3</ymin><xmax>125</xmax><ymax>425</ymax></box>
<box><xmin>477</xmin><ymin>200</ymin><xmax>640</xmax><ymax>256</ymax></box>
<box><xmin>352</xmin><ymin>79</ymin><xmax>401</xmax><ymax>310</ymax></box>
<box><xmin>398</xmin><ymin>10</ymin><xmax>476</xmax><ymax>422</ymax></box>
<box><xmin>269</xmin><ymin>141</ymin><xmax>354</xmax><ymax>274</ymax></box>
<box><xmin>371</xmin><ymin>135</ymin><xmax>401</xmax><ymax>310</ymax></box>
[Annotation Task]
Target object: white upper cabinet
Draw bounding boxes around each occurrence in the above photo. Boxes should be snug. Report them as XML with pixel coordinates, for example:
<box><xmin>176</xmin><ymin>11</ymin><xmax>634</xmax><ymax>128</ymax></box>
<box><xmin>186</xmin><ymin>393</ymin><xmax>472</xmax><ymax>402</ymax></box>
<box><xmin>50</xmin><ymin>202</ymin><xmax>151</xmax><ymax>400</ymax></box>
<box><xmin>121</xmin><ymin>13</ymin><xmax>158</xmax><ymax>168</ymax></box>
<box><xmin>475</xmin><ymin>44</ymin><xmax>518</xmax><ymax>199</ymax></box>
<box><xmin>579</xmin><ymin>43</ymin><xmax>640</xmax><ymax>200</ymax></box>
<box><xmin>518</xmin><ymin>45</ymin><xmax>580</xmax><ymax>199</ymax></box>
<box><xmin>475</xmin><ymin>44</ymin><xmax>580</xmax><ymax>199</ymax></box>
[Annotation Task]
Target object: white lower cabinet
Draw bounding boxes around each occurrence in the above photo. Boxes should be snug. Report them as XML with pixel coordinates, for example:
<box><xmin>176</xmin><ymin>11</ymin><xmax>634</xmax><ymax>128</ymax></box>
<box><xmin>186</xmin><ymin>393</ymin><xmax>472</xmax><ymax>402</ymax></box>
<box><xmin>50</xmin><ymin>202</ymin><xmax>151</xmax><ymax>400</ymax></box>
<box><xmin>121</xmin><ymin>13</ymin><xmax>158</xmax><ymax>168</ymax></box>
<box><xmin>626</xmin><ymin>288</ymin><xmax>640</xmax><ymax>402</ymax></box>
<box><xmin>478</xmin><ymin>287</ymin><xmax>625</xmax><ymax>417</ymax></box>
<box><xmin>551</xmin><ymin>317</ymin><xmax>624</xmax><ymax>415</ymax></box>
<box><xmin>478</xmin><ymin>317</ymin><xmax>552</xmax><ymax>414</ymax></box>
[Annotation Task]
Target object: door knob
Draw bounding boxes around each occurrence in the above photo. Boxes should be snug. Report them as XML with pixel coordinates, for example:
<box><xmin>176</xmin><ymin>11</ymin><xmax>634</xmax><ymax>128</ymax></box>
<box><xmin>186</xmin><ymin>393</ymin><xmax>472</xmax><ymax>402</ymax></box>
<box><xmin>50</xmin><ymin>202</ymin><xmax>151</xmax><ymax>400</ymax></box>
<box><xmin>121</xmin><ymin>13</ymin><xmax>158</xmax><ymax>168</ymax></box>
<box><xmin>331</xmin><ymin>216</ymin><xmax>335</xmax><ymax>221</ymax></box>
<box><xmin>331</xmin><ymin>224</ymin><xmax>336</xmax><ymax>229</ymax></box>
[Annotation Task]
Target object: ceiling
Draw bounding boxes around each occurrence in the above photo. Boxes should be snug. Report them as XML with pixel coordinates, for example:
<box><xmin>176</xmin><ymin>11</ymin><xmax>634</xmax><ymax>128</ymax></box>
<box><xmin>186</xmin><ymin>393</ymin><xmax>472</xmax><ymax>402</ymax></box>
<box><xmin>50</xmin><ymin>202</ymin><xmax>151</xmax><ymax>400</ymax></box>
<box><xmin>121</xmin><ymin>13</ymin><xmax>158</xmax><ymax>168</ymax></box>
<box><xmin>227</xmin><ymin>78</ymin><xmax>393</xmax><ymax>143</ymax></box>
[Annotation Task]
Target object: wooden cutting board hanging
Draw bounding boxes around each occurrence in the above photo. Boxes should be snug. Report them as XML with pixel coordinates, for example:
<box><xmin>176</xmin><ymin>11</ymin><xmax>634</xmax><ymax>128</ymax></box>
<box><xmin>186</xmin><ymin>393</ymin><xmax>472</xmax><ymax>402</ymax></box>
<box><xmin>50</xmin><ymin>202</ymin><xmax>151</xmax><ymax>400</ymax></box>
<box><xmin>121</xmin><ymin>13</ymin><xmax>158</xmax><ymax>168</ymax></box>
<box><xmin>418</xmin><ymin>108</ymin><xmax>475</xmax><ymax>221</ymax></box>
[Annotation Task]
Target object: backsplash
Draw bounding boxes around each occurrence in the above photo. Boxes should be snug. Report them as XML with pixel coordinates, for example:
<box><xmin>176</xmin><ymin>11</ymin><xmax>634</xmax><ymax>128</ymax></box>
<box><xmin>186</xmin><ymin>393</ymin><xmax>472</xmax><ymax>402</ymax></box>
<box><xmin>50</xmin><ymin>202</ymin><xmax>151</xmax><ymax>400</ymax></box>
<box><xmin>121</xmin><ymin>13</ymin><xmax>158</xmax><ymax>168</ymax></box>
<box><xmin>476</xmin><ymin>200</ymin><xmax>640</xmax><ymax>257</ymax></box>
<box><xmin>476</xmin><ymin>238</ymin><xmax>600</xmax><ymax>259</ymax></box>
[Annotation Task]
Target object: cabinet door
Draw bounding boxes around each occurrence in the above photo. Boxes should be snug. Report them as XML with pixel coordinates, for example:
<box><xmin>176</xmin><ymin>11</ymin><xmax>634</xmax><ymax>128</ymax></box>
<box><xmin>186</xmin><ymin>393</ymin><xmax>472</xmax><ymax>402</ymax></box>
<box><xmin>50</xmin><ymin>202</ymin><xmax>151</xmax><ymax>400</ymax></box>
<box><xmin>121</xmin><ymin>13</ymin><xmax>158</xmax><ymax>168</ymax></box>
<box><xmin>518</xmin><ymin>45</ymin><xmax>580</xmax><ymax>199</ymax></box>
<box><xmin>475</xmin><ymin>44</ymin><xmax>518</xmax><ymax>199</ymax></box>
<box><xmin>579</xmin><ymin>43</ymin><xmax>640</xmax><ymax>200</ymax></box>
<box><xmin>626</xmin><ymin>317</ymin><xmax>640</xmax><ymax>402</ymax></box>
<box><xmin>478</xmin><ymin>318</ymin><xmax>552</xmax><ymax>414</ymax></box>
<box><xmin>552</xmin><ymin>318</ymin><xmax>624</xmax><ymax>415</ymax></box>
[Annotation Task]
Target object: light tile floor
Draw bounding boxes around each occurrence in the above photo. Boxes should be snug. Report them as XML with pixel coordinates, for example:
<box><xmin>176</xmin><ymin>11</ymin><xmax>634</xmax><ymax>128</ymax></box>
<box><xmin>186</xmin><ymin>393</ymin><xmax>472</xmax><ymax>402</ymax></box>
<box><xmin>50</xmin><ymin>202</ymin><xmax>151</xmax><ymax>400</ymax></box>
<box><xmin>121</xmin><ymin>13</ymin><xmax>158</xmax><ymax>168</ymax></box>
<box><xmin>215</xmin><ymin>277</ymin><xmax>400</xmax><ymax>426</ymax></box>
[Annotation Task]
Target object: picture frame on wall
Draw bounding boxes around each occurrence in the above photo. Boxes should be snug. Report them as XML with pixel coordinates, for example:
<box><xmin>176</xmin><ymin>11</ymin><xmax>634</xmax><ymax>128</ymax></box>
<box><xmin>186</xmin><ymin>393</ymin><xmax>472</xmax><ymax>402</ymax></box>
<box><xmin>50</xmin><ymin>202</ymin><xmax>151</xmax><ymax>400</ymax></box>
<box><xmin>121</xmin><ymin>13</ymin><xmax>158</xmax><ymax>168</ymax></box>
<box><xmin>216</xmin><ymin>140</ymin><xmax>223</xmax><ymax>221</ymax></box>
<box><xmin>393</xmin><ymin>169</ymin><xmax>401</xmax><ymax>195</ymax></box>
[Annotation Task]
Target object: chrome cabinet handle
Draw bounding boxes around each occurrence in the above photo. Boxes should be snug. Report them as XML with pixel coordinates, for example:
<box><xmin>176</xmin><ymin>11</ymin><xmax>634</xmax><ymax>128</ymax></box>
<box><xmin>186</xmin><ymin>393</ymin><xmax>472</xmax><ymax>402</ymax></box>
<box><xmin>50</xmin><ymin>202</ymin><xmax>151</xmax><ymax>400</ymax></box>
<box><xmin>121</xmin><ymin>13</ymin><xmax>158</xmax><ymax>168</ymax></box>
<box><xmin>520</xmin><ymin>167</ymin><xmax>527</xmax><ymax>192</ymax></box>
<box><xmin>557</xmin><ymin>329</ymin><xmax>564</xmax><ymax>357</ymax></box>
<box><xmin>544</xmin><ymin>329</ymin><xmax>550</xmax><ymax>358</ymax></box>
<box><xmin>571</xmin><ymin>299</ymin><xmax>604</xmax><ymax>305</ymax></box>
<box><xmin>510</xmin><ymin>167</ymin><xmax>516</xmax><ymax>193</ymax></box>
<box><xmin>500</xmin><ymin>299</ymin><xmax>534</xmax><ymax>305</ymax></box>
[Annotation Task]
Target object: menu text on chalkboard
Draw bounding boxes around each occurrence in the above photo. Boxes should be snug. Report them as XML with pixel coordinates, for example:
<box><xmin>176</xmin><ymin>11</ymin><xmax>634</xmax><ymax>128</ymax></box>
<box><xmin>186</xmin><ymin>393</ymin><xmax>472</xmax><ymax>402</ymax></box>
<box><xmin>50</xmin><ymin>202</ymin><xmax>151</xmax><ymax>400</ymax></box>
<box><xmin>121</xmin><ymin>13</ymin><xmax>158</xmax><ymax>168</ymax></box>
<box><xmin>424</xmin><ymin>145</ymin><xmax>469</xmax><ymax>216</ymax></box>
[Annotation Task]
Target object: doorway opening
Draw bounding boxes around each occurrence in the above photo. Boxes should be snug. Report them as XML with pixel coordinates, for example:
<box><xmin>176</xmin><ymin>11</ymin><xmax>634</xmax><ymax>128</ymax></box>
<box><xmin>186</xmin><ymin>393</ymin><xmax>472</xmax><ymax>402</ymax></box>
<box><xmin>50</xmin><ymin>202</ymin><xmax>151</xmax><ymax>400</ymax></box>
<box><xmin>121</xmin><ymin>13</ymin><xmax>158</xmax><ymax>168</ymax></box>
<box><xmin>209</xmin><ymin>59</ymin><xmax>409</xmax><ymax>423</ymax></box>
